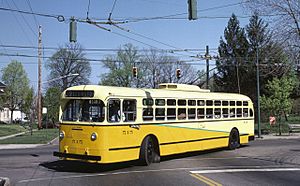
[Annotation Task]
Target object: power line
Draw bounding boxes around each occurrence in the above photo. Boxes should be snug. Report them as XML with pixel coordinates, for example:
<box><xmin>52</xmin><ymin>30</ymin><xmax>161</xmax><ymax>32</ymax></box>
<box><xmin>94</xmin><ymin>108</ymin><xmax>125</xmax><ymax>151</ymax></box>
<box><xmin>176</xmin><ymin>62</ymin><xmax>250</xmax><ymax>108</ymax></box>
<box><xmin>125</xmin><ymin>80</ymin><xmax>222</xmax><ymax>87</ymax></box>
<box><xmin>11</xmin><ymin>0</ymin><xmax>37</xmax><ymax>38</ymax></box>
<box><xmin>0</xmin><ymin>6</ymin><xmax>65</xmax><ymax>22</ymax></box>
<box><xmin>26</xmin><ymin>0</ymin><xmax>39</xmax><ymax>28</ymax></box>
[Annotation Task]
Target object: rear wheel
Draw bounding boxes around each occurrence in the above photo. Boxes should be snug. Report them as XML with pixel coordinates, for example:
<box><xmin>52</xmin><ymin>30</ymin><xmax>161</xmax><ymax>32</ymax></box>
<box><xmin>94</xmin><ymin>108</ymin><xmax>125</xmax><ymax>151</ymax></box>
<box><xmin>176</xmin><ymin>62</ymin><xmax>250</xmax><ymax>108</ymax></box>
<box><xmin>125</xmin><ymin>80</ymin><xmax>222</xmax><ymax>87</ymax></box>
<box><xmin>139</xmin><ymin>136</ymin><xmax>156</xmax><ymax>166</ymax></box>
<box><xmin>228</xmin><ymin>129</ymin><xmax>240</xmax><ymax>150</ymax></box>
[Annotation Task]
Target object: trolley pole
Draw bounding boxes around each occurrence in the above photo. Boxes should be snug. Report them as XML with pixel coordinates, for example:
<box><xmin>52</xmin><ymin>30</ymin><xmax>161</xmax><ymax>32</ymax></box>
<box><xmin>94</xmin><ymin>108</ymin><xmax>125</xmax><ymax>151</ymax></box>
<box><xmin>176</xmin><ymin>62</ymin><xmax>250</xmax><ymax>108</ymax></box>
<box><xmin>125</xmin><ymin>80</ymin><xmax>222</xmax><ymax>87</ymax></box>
<box><xmin>37</xmin><ymin>25</ymin><xmax>42</xmax><ymax>129</ymax></box>
<box><xmin>205</xmin><ymin>45</ymin><xmax>209</xmax><ymax>89</ymax></box>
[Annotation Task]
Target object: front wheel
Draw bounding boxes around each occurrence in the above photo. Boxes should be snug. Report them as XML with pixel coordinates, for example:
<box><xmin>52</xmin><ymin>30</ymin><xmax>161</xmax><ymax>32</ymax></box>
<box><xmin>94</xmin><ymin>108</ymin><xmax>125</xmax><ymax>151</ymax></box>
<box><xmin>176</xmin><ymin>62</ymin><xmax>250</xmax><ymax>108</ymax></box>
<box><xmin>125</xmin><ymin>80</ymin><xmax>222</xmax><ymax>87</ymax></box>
<box><xmin>228</xmin><ymin>129</ymin><xmax>240</xmax><ymax>150</ymax></box>
<box><xmin>139</xmin><ymin>136</ymin><xmax>155</xmax><ymax>166</ymax></box>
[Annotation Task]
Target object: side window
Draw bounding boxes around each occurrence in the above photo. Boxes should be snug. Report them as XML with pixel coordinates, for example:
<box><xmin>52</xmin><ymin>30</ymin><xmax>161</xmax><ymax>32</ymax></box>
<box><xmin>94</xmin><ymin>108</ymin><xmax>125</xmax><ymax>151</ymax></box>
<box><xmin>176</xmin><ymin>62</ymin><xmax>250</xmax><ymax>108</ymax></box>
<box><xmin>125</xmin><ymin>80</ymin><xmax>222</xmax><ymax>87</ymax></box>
<box><xmin>214</xmin><ymin>108</ymin><xmax>221</xmax><ymax>119</ymax></box>
<box><xmin>206</xmin><ymin>100</ymin><xmax>213</xmax><ymax>106</ymax></box>
<box><xmin>206</xmin><ymin>108</ymin><xmax>213</xmax><ymax>118</ymax></box>
<box><xmin>188</xmin><ymin>108</ymin><xmax>196</xmax><ymax>119</ymax></box>
<box><xmin>222</xmin><ymin>108</ymin><xmax>229</xmax><ymax>118</ymax></box>
<box><xmin>250</xmin><ymin>109</ymin><xmax>254</xmax><ymax>117</ymax></box>
<box><xmin>243</xmin><ymin>108</ymin><xmax>248</xmax><ymax>117</ymax></box>
<box><xmin>214</xmin><ymin>100</ymin><xmax>221</xmax><ymax>106</ymax></box>
<box><xmin>167</xmin><ymin>108</ymin><xmax>176</xmax><ymax>120</ymax></box>
<box><xmin>178</xmin><ymin>99</ymin><xmax>186</xmax><ymax>106</ymax></box>
<box><xmin>167</xmin><ymin>99</ymin><xmax>176</xmax><ymax>106</ymax></box>
<box><xmin>237</xmin><ymin>108</ymin><xmax>242</xmax><ymax>117</ymax></box>
<box><xmin>108</xmin><ymin>99</ymin><xmax>121</xmax><ymax>122</ymax></box>
<box><xmin>123</xmin><ymin>99</ymin><xmax>136</xmax><ymax>122</ymax></box>
<box><xmin>155</xmin><ymin>99</ymin><xmax>165</xmax><ymax>106</ymax></box>
<box><xmin>197</xmin><ymin>108</ymin><xmax>205</xmax><ymax>119</ymax></box>
<box><xmin>178</xmin><ymin>108</ymin><xmax>186</xmax><ymax>120</ymax></box>
<box><xmin>222</xmin><ymin>101</ymin><xmax>229</xmax><ymax>106</ymax></box>
<box><xmin>143</xmin><ymin>108</ymin><xmax>153</xmax><ymax>121</ymax></box>
<box><xmin>143</xmin><ymin>98</ymin><xmax>153</xmax><ymax>106</ymax></box>
<box><xmin>197</xmin><ymin>100</ymin><xmax>205</xmax><ymax>106</ymax></box>
<box><xmin>188</xmin><ymin>100</ymin><xmax>196</xmax><ymax>106</ymax></box>
<box><xmin>230</xmin><ymin>108</ymin><xmax>235</xmax><ymax>118</ymax></box>
<box><xmin>155</xmin><ymin>108</ymin><xmax>165</xmax><ymax>120</ymax></box>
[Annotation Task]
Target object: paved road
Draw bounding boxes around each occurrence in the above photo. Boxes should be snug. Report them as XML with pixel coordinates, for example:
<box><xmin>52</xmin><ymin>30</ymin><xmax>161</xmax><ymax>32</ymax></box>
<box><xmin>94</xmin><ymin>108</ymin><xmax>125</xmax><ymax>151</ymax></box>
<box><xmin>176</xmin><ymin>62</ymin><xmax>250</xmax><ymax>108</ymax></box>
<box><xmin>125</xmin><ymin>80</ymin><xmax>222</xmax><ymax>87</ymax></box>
<box><xmin>1</xmin><ymin>138</ymin><xmax>300</xmax><ymax>186</ymax></box>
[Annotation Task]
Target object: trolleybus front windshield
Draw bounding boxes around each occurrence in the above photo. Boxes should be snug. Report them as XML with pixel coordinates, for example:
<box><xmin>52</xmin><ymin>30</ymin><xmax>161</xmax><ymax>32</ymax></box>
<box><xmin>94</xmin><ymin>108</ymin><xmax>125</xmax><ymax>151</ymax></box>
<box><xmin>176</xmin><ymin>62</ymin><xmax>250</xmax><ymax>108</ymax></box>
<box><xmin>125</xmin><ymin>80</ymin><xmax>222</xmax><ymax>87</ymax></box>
<box><xmin>62</xmin><ymin>99</ymin><xmax>105</xmax><ymax>122</ymax></box>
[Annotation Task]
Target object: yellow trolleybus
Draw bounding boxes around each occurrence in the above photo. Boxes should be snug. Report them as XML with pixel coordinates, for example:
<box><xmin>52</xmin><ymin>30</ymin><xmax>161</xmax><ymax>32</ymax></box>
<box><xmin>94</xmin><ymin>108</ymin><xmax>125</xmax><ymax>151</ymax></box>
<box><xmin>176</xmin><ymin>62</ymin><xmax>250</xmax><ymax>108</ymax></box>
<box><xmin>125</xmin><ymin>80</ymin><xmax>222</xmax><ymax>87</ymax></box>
<box><xmin>54</xmin><ymin>83</ymin><xmax>254</xmax><ymax>165</ymax></box>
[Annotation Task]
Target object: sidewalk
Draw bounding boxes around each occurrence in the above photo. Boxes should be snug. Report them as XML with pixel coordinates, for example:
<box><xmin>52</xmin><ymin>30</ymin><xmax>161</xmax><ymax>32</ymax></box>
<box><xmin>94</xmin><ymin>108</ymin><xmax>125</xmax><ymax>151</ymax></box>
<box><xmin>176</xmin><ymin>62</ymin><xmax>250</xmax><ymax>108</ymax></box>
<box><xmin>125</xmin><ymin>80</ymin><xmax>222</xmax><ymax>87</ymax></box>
<box><xmin>0</xmin><ymin>131</ymin><xmax>58</xmax><ymax>150</ymax></box>
<box><xmin>256</xmin><ymin>133</ymin><xmax>300</xmax><ymax>140</ymax></box>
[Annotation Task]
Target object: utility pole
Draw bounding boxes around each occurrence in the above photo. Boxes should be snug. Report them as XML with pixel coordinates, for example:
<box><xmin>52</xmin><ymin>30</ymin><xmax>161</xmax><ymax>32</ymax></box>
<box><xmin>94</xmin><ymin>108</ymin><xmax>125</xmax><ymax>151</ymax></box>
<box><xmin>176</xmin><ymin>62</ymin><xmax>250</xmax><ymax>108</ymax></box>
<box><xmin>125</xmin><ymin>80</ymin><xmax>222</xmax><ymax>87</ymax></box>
<box><xmin>205</xmin><ymin>45</ymin><xmax>210</xmax><ymax>89</ymax></box>
<box><xmin>38</xmin><ymin>25</ymin><xmax>42</xmax><ymax>129</ymax></box>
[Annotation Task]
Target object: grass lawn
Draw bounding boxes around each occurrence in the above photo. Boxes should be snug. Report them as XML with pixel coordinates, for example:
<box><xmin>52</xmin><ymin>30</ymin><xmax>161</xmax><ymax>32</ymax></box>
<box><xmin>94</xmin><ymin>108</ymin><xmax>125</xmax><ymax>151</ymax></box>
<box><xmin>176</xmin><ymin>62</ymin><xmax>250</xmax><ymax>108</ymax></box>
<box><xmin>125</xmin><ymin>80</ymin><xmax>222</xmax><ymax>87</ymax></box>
<box><xmin>0</xmin><ymin>128</ymin><xmax>58</xmax><ymax>144</ymax></box>
<box><xmin>0</xmin><ymin>124</ymin><xmax>27</xmax><ymax>137</ymax></box>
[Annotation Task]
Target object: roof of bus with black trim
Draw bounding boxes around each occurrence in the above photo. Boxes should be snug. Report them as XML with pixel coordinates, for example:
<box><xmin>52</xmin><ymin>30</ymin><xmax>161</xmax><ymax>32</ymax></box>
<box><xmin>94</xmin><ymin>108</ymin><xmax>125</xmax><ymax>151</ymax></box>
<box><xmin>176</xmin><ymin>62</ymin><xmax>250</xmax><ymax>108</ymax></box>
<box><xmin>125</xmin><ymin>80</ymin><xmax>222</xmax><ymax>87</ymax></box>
<box><xmin>61</xmin><ymin>84</ymin><xmax>252</xmax><ymax>102</ymax></box>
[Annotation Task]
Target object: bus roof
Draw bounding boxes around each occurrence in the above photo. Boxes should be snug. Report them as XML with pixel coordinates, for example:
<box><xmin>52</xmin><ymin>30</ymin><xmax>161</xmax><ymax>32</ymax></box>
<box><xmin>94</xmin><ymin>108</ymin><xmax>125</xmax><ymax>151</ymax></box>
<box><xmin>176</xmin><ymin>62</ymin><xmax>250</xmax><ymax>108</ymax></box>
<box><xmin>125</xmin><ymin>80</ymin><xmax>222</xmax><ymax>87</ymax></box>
<box><xmin>62</xmin><ymin>84</ymin><xmax>252</xmax><ymax>101</ymax></box>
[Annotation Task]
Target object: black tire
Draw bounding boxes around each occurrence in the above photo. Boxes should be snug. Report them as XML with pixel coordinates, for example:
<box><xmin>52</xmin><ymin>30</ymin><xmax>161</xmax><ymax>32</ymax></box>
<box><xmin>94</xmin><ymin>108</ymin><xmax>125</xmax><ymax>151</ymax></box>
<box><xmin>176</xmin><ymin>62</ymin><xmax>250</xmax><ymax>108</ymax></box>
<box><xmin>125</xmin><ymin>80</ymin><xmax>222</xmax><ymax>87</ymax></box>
<box><xmin>228</xmin><ymin>129</ymin><xmax>240</xmax><ymax>150</ymax></box>
<box><xmin>139</xmin><ymin>136</ymin><xmax>155</xmax><ymax>166</ymax></box>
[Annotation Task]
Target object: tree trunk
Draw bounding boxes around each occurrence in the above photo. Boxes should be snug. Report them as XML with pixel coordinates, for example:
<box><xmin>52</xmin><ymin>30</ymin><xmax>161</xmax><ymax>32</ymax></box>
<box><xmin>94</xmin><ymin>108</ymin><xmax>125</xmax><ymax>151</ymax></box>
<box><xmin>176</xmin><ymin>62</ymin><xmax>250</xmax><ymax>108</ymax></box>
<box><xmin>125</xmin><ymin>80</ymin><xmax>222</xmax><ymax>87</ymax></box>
<box><xmin>10</xmin><ymin>110</ymin><xmax>14</xmax><ymax>124</ymax></box>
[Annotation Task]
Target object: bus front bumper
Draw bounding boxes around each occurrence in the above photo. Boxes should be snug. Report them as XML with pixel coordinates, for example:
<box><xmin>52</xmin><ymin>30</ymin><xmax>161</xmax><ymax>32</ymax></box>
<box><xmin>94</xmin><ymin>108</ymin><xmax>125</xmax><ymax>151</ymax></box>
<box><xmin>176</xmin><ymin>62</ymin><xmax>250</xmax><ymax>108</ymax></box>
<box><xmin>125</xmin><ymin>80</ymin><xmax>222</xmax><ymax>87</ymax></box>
<box><xmin>53</xmin><ymin>151</ymin><xmax>101</xmax><ymax>161</ymax></box>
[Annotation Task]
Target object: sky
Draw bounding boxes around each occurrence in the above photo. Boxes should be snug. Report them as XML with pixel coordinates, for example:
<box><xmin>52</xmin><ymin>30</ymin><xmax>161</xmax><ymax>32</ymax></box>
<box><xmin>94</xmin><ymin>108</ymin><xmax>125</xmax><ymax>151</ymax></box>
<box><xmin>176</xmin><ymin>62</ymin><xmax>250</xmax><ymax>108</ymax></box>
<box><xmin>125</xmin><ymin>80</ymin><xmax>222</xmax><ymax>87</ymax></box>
<box><xmin>0</xmin><ymin>0</ymin><xmax>252</xmax><ymax>90</ymax></box>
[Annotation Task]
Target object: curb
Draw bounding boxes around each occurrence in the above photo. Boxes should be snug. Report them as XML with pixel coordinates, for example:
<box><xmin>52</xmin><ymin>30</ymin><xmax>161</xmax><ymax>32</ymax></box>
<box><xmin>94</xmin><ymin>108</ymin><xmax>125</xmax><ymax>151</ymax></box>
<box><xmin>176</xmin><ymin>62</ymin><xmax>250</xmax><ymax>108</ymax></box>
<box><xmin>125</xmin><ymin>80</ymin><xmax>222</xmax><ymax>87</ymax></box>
<box><xmin>0</xmin><ymin>177</ymin><xmax>10</xmax><ymax>186</ymax></box>
<box><xmin>255</xmin><ymin>134</ymin><xmax>300</xmax><ymax>140</ymax></box>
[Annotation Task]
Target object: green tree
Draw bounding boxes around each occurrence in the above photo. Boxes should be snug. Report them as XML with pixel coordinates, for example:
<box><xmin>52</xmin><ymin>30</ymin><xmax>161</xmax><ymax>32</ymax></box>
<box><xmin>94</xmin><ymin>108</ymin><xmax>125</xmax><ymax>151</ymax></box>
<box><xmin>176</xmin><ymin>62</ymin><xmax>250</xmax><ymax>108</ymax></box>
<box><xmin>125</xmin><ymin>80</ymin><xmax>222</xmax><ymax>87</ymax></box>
<box><xmin>20</xmin><ymin>87</ymin><xmax>34</xmax><ymax>122</ymax></box>
<box><xmin>100</xmin><ymin>44</ymin><xmax>200</xmax><ymax>88</ymax></box>
<box><xmin>43</xmin><ymin>87</ymin><xmax>61</xmax><ymax>126</ymax></box>
<box><xmin>1</xmin><ymin>60</ymin><xmax>31</xmax><ymax>123</ymax></box>
<box><xmin>100</xmin><ymin>44</ymin><xmax>142</xmax><ymax>87</ymax></box>
<box><xmin>214</xmin><ymin>14</ymin><xmax>250</xmax><ymax>94</ymax></box>
<box><xmin>260</xmin><ymin>74</ymin><xmax>298</xmax><ymax>135</ymax></box>
<box><xmin>46</xmin><ymin>43</ymin><xmax>91</xmax><ymax>91</ymax></box>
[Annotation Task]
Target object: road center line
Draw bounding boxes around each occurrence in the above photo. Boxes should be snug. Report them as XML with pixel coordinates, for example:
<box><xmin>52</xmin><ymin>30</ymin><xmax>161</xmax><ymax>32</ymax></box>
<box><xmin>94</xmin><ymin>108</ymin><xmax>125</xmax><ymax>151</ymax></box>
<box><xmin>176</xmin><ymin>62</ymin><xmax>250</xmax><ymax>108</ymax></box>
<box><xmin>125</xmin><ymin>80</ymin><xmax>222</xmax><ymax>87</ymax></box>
<box><xmin>190</xmin><ymin>168</ymin><xmax>300</xmax><ymax>174</ymax></box>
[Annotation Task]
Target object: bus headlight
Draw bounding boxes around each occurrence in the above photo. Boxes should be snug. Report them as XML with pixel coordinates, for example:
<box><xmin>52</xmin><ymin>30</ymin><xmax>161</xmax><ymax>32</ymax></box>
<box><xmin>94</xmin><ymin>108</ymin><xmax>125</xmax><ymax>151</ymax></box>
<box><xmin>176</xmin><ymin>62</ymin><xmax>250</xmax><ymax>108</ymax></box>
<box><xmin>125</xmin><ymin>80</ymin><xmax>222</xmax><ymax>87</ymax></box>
<box><xmin>59</xmin><ymin>131</ymin><xmax>65</xmax><ymax>140</ymax></box>
<box><xmin>91</xmin><ymin>132</ymin><xmax>98</xmax><ymax>141</ymax></box>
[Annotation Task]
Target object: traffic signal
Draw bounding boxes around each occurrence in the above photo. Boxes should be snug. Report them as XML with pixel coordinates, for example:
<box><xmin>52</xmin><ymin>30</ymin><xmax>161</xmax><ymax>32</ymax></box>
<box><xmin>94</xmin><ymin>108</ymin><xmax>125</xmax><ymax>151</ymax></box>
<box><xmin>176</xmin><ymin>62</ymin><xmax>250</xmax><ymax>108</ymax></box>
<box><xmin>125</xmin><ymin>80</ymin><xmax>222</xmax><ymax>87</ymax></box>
<box><xmin>188</xmin><ymin>0</ymin><xmax>197</xmax><ymax>20</ymax></box>
<box><xmin>132</xmin><ymin>67</ymin><xmax>138</xmax><ymax>78</ymax></box>
<box><xmin>69</xmin><ymin>17</ymin><xmax>77</xmax><ymax>42</ymax></box>
<box><xmin>176</xmin><ymin>68</ymin><xmax>181</xmax><ymax>79</ymax></box>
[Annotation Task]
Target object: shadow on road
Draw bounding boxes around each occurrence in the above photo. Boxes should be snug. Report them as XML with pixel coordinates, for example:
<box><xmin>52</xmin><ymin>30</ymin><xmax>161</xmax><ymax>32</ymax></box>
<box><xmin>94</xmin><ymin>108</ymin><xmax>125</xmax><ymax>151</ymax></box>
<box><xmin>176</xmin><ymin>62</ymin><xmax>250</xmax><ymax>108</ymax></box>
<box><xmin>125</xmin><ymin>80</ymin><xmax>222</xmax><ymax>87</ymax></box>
<box><xmin>41</xmin><ymin>145</ymin><xmax>248</xmax><ymax>173</ymax></box>
<box><xmin>40</xmin><ymin>160</ymin><xmax>138</xmax><ymax>173</ymax></box>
